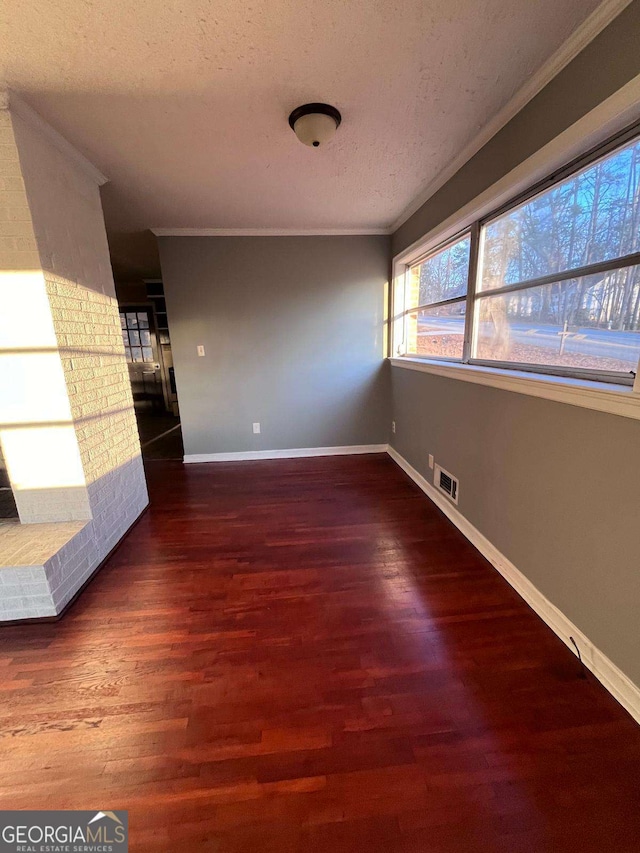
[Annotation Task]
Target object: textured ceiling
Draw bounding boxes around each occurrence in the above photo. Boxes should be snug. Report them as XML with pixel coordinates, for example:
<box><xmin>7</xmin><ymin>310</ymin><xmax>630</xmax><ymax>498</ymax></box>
<box><xmin>2</xmin><ymin>0</ymin><xmax>605</xmax><ymax>277</ymax></box>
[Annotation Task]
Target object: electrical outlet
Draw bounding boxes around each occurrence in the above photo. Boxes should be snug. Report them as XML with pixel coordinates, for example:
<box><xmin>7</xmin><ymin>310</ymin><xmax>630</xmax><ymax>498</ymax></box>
<box><xmin>197</xmin><ymin>344</ymin><xmax>205</xmax><ymax>357</ymax></box>
<box><xmin>391</xmin><ymin>421</ymin><xmax>396</xmax><ymax>434</ymax></box>
<box><xmin>428</xmin><ymin>454</ymin><xmax>434</xmax><ymax>469</ymax></box>
<box><xmin>252</xmin><ymin>422</ymin><xmax>261</xmax><ymax>434</ymax></box>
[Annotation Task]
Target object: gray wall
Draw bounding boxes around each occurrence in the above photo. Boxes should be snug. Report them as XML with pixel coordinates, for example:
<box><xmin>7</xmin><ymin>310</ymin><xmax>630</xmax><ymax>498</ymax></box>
<box><xmin>158</xmin><ymin>235</ymin><xmax>390</xmax><ymax>455</ymax></box>
<box><xmin>390</xmin><ymin>3</ymin><xmax>640</xmax><ymax>687</ymax></box>
<box><xmin>391</xmin><ymin>369</ymin><xmax>640</xmax><ymax>686</ymax></box>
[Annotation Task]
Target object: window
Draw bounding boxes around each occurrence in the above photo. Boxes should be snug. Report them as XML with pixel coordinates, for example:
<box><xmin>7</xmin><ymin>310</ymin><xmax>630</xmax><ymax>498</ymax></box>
<box><xmin>398</xmin><ymin>234</ymin><xmax>471</xmax><ymax>360</ymax></box>
<box><xmin>120</xmin><ymin>310</ymin><xmax>154</xmax><ymax>363</ymax></box>
<box><xmin>393</xmin><ymin>125</ymin><xmax>640</xmax><ymax>385</ymax></box>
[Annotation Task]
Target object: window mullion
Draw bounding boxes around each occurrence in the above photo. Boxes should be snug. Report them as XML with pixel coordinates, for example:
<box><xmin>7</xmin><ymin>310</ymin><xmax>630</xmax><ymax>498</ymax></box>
<box><xmin>462</xmin><ymin>221</ymin><xmax>481</xmax><ymax>363</ymax></box>
<box><xmin>401</xmin><ymin>295</ymin><xmax>467</xmax><ymax>316</ymax></box>
<box><xmin>475</xmin><ymin>250</ymin><xmax>640</xmax><ymax>300</ymax></box>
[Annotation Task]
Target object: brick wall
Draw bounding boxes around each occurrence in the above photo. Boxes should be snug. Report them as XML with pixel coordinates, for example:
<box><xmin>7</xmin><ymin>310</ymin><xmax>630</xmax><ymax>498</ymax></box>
<box><xmin>0</xmin><ymin>99</ymin><xmax>40</xmax><ymax>272</ymax></box>
<box><xmin>0</xmin><ymin>97</ymin><xmax>148</xmax><ymax>620</ymax></box>
<box><xmin>0</xmin><ymin>101</ymin><xmax>89</xmax><ymax>524</ymax></box>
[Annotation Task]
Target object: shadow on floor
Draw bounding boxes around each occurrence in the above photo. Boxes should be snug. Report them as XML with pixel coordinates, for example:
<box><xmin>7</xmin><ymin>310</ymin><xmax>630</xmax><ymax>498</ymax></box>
<box><xmin>135</xmin><ymin>407</ymin><xmax>184</xmax><ymax>461</ymax></box>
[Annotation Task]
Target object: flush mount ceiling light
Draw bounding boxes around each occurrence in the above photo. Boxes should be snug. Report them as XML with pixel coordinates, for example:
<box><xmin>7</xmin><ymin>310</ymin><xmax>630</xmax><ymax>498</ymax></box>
<box><xmin>288</xmin><ymin>103</ymin><xmax>342</xmax><ymax>148</ymax></box>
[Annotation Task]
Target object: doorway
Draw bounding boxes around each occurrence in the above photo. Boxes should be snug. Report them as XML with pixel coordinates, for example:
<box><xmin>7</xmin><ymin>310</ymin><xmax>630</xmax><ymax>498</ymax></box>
<box><xmin>119</xmin><ymin>289</ymin><xmax>184</xmax><ymax>461</ymax></box>
<box><xmin>0</xmin><ymin>443</ymin><xmax>18</xmax><ymax>520</ymax></box>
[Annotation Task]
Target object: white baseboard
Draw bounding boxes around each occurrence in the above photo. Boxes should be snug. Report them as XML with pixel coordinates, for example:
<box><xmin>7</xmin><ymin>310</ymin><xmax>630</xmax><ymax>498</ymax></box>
<box><xmin>184</xmin><ymin>444</ymin><xmax>389</xmax><ymax>463</ymax></box>
<box><xmin>387</xmin><ymin>445</ymin><xmax>640</xmax><ymax>725</ymax></box>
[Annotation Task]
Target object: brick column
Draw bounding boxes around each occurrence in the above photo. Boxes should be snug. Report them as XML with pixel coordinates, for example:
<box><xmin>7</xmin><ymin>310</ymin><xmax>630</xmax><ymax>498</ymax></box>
<box><xmin>0</xmin><ymin>100</ymin><xmax>91</xmax><ymax>523</ymax></box>
<box><xmin>0</xmin><ymin>93</ymin><xmax>148</xmax><ymax>618</ymax></box>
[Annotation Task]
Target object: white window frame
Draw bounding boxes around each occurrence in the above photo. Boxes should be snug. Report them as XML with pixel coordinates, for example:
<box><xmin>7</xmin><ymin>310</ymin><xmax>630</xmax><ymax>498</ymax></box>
<box><xmin>395</xmin><ymin>229</ymin><xmax>473</xmax><ymax>364</ymax></box>
<box><xmin>391</xmin><ymin>81</ymin><xmax>640</xmax><ymax>418</ymax></box>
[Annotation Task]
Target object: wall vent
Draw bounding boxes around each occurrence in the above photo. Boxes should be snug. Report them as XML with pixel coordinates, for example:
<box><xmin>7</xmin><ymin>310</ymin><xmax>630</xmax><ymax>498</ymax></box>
<box><xmin>434</xmin><ymin>463</ymin><xmax>459</xmax><ymax>504</ymax></box>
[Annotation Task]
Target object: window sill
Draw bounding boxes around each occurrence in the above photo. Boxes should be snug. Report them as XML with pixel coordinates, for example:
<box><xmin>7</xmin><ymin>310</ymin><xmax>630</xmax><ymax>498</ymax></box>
<box><xmin>388</xmin><ymin>357</ymin><xmax>640</xmax><ymax>421</ymax></box>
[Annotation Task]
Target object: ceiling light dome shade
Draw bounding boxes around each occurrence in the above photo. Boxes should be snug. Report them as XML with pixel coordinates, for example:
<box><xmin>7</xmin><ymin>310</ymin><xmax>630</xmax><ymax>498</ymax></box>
<box><xmin>289</xmin><ymin>103</ymin><xmax>341</xmax><ymax>148</ymax></box>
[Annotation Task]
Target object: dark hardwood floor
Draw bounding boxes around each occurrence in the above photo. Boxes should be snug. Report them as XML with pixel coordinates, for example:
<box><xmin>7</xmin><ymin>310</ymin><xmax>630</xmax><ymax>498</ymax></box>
<box><xmin>135</xmin><ymin>409</ymin><xmax>184</xmax><ymax>461</ymax></box>
<box><xmin>1</xmin><ymin>454</ymin><xmax>639</xmax><ymax>852</ymax></box>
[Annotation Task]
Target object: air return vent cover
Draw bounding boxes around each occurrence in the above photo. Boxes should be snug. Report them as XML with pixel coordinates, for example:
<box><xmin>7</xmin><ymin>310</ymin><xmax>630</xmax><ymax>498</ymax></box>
<box><xmin>434</xmin><ymin>463</ymin><xmax>459</xmax><ymax>505</ymax></box>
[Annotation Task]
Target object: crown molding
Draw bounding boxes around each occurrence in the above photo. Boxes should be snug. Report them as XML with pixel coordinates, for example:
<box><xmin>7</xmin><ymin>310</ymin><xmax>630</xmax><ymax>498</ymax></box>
<box><xmin>3</xmin><ymin>90</ymin><xmax>108</xmax><ymax>187</ymax></box>
<box><xmin>151</xmin><ymin>227</ymin><xmax>392</xmax><ymax>237</ymax></box>
<box><xmin>390</xmin><ymin>0</ymin><xmax>634</xmax><ymax>233</ymax></box>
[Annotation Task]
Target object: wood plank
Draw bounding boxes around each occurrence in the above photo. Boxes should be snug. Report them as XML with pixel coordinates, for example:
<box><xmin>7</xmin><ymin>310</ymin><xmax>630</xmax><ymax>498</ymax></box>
<box><xmin>0</xmin><ymin>454</ymin><xmax>638</xmax><ymax>851</ymax></box>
